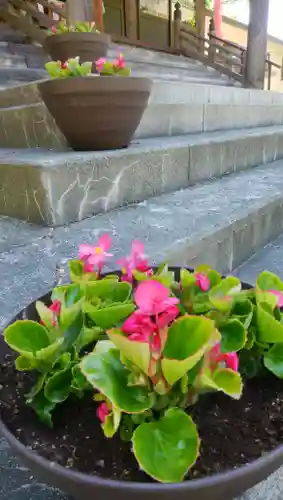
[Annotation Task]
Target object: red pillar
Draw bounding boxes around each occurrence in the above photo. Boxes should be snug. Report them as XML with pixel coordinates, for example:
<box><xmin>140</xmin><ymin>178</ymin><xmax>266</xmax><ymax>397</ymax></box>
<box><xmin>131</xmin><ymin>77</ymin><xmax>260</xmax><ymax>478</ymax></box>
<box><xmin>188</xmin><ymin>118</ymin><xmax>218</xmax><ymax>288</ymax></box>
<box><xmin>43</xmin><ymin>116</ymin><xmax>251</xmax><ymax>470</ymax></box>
<box><xmin>214</xmin><ymin>0</ymin><xmax>222</xmax><ymax>37</ymax></box>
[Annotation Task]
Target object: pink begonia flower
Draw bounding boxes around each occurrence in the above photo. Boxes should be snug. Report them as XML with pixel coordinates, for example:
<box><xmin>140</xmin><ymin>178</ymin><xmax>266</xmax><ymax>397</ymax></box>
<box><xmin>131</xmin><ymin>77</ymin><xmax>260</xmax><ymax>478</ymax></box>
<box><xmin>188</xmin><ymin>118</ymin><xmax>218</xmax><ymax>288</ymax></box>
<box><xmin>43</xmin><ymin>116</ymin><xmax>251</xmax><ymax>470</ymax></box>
<box><xmin>135</xmin><ymin>280</ymin><xmax>179</xmax><ymax>316</ymax></box>
<box><xmin>95</xmin><ymin>57</ymin><xmax>106</xmax><ymax>73</ymax></box>
<box><xmin>117</xmin><ymin>240</ymin><xmax>152</xmax><ymax>282</ymax></box>
<box><xmin>209</xmin><ymin>343</ymin><xmax>239</xmax><ymax>372</ymax></box>
<box><xmin>79</xmin><ymin>234</ymin><xmax>112</xmax><ymax>274</ymax></box>
<box><xmin>122</xmin><ymin>310</ymin><xmax>161</xmax><ymax>353</ymax></box>
<box><xmin>195</xmin><ymin>272</ymin><xmax>210</xmax><ymax>292</ymax></box>
<box><xmin>97</xmin><ymin>402</ymin><xmax>109</xmax><ymax>424</ymax></box>
<box><xmin>51</xmin><ymin>26</ymin><xmax>57</xmax><ymax>33</ymax></box>
<box><xmin>156</xmin><ymin>305</ymin><xmax>179</xmax><ymax>329</ymax></box>
<box><xmin>115</xmin><ymin>53</ymin><xmax>125</xmax><ymax>69</ymax></box>
<box><xmin>269</xmin><ymin>290</ymin><xmax>283</xmax><ymax>308</ymax></box>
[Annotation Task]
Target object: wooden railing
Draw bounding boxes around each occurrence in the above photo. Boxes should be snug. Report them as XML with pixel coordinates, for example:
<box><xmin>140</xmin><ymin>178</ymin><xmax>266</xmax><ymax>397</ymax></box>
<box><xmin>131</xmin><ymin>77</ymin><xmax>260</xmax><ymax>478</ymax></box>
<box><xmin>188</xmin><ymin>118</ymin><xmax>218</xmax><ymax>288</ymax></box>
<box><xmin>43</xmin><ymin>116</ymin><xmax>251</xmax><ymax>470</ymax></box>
<box><xmin>0</xmin><ymin>0</ymin><xmax>66</xmax><ymax>43</ymax></box>
<box><xmin>174</xmin><ymin>3</ymin><xmax>281</xmax><ymax>90</ymax></box>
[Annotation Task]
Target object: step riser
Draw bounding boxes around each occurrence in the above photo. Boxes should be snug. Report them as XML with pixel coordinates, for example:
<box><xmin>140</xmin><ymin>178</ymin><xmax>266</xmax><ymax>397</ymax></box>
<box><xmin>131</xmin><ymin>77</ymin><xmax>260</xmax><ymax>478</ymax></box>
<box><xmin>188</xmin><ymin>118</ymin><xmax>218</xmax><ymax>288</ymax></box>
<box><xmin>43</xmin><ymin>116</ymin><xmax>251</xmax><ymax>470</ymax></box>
<box><xmin>1</xmin><ymin>101</ymin><xmax>283</xmax><ymax>150</ymax></box>
<box><xmin>1</xmin><ymin>127</ymin><xmax>283</xmax><ymax>226</ymax></box>
<box><xmin>1</xmin><ymin>79</ymin><xmax>283</xmax><ymax>108</ymax></box>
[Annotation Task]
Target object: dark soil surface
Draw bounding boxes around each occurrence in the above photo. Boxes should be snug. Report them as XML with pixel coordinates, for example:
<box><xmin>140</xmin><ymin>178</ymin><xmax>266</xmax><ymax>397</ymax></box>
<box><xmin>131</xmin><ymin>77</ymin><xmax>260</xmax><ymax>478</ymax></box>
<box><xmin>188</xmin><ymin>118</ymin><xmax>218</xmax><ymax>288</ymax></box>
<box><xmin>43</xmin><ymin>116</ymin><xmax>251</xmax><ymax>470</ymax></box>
<box><xmin>1</xmin><ymin>352</ymin><xmax>283</xmax><ymax>483</ymax></box>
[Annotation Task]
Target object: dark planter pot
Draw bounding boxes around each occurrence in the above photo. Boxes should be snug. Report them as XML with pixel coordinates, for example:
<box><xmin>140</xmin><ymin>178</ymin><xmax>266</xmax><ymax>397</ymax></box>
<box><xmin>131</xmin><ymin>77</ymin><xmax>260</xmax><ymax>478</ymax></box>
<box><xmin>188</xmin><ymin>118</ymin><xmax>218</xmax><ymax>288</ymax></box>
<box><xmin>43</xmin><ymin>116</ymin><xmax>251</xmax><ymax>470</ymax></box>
<box><xmin>1</xmin><ymin>269</ymin><xmax>283</xmax><ymax>500</ymax></box>
<box><xmin>44</xmin><ymin>32</ymin><xmax>110</xmax><ymax>64</ymax></box>
<box><xmin>38</xmin><ymin>76</ymin><xmax>152</xmax><ymax>151</ymax></box>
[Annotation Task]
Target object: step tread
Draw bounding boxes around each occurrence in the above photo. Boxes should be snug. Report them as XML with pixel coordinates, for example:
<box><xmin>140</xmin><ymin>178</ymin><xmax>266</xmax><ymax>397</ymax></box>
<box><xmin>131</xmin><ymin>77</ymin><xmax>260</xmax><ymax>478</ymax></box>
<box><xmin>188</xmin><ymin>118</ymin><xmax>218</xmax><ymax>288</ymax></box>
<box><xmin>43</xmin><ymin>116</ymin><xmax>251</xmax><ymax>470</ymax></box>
<box><xmin>235</xmin><ymin>233</ymin><xmax>283</xmax><ymax>284</ymax></box>
<box><xmin>1</xmin><ymin>125</ymin><xmax>282</xmax><ymax>165</ymax></box>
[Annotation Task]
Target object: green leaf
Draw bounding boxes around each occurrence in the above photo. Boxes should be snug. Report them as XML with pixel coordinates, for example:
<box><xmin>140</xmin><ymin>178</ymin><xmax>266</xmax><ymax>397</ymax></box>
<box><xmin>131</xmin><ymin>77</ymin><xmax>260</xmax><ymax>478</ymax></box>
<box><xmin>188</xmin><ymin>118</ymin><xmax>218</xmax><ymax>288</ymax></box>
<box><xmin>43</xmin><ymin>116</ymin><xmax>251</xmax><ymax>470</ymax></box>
<box><xmin>60</xmin><ymin>312</ymin><xmax>83</xmax><ymax>352</ymax></box>
<box><xmin>44</xmin><ymin>367</ymin><xmax>72</xmax><ymax>403</ymax></box>
<box><xmin>180</xmin><ymin>268</ymin><xmax>196</xmax><ymax>289</ymax></box>
<box><xmin>69</xmin><ymin>259</ymin><xmax>85</xmax><ymax>282</ymax></box>
<box><xmin>85</xmin><ymin>280</ymin><xmax>132</xmax><ymax>303</ymax></box>
<box><xmin>264</xmin><ymin>344</ymin><xmax>283</xmax><ymax>378</ymax></box>
<box><xmin>75</xmin><ymin>326</ymin><xmax>103</xmax><ymax>352</ymax></box>
<box><xmin>28</xmin><ymin>391</ymin><xmax>56</xmax><ymax>427</ymax></box>
<box><xmin>26</xmin><ymin>373</ymin><xmax>47</xmax><ymax>403</ymax></box>
<box><xmin>256</xmin><ymin>302</ymin><xmax>283</xmax><ymax>342</ymax></box>
<box><xmin>219</xmin><ymin>319</ymin><xmax>247</xmax><ymax>353</ymax></box>
<box><xmin>162</xmin><ymin>316</ymin><xmax>217</xmax><ymax>385</ymax></box>
<box><xmin>108</xmin><ymin>329</ymin><xmax>150</xmax><ymax>375</ymax></box>
<box><xmin>132</xmin><ymin>408</ymin><xmax>199</xmax><ymax>483</ymax></box>
<box><xmin>209</xmin><ymin>277</ymin><xmax>241</xmax><ymax>312</ymax></box>
<box><xmin>102</xmin><ymin>407</ymin><xmax>121</xmax><ymax>438</ymax></box>
<box><xmin>80</xmin><ymin>349</ymin><xmax>152</xmax><ymax>413</ymax></box>
<box><xmin>36</xmin><ymin>338</ymin><xmax>63</xmax><ymax>361</ymax></box>
<box><xmin>95</xmin><ymin>340</ymin><xmax>117</xmax><ymax>354</ymax></box>
<box><xmin>231</xmin><ymin>299</ymin><xmax>254</xmax><ymax>329</ymax></box>
<box><xmin>256</xmin><ymin>271</ymin><xmax>283</xmax><ymax>292</ymax></box>
<box><xmin>200</xmin><ymin>368</ymin><xmax>243</xmax><ymax>399</ymax></box>
<box><xmin>15</xmin><ymin>355</ymin><xmax>36</xmax><ymax>371</ymax></box>
<box><xmin>163</xmin><ymin>316</ymin><xmax>215</xmax><ymax>360</ymax></box>
<box><xmin>71</xmin><ymin>365</ymin><xmax>91</xmax><ymax>391</ymax></box>
<box><xmin>84</xmin><ymin>303</ymin><xmax>135</xmax><ymax>329</ymax></box>
<box><xmin>35</xmin><ymin>301</ymin><xmax>54</xmax><ymax>330</ymax></box>
<box><xmin>4</xmin><ymin>320</ymin><xmax>50</xmax><ymax>357</ymax></box>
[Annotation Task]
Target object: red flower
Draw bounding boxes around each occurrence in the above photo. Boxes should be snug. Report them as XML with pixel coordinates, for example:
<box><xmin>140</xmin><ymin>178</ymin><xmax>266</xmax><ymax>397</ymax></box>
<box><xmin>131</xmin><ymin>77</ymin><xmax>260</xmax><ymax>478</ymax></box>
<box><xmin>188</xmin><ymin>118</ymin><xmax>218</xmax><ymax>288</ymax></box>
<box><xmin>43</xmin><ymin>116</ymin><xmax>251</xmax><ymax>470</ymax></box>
<box><xmin>209</xmin><ymin>343</ymin><xmax>239</xmax><ymax>372</ymax></box>
<box><xmin>79</xmin><ymin>234</ymin><xmax>112</xmax><ymax>275</ymax></box>
<box><xmin>97</xmin><ymin>402</ymin><xmax>109</xmax><ymax>423</ymax></box>
<box><xmin>117</xmin><ymin>240</ymin><xmax>151</xmax><ymax>283</ymax></box>
<box><xmin>51</xmin><ymin>26</ymin><xmax>57</xmax><ymax>33</ymax></box>
<box><xmin>195</xmin><ymin>273</ymin><xmax>210</xmax><ymax>292</ymax></box>
<box><xmin>135</xmin><ymin>280</ymin><xmax>179</xmax><ymax>316</ymax></box>
<box><xmin>40</xmin><ymin>300</ymin><xmax>61</xmax><ymax>327</ymax></box>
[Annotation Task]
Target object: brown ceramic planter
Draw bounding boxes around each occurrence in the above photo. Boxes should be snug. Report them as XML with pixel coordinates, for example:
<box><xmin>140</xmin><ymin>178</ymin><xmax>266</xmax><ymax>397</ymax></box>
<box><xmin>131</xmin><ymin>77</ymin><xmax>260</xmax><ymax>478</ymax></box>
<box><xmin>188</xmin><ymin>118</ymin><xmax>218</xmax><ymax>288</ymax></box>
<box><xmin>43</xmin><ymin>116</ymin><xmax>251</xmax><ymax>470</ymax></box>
<box><xmin>44</xmin><ymin>32</ymin><xmax>110</xmax><ymax>64</ymax></box>
<box><xmin>1</xmin><ymin>272</ymin><xmax>283</xmax><ymax>500</ymax></box>
<box><xmin>38</xmin><ymin>76</ymin><xmax>153</xmax><ymax>151</ymax></box>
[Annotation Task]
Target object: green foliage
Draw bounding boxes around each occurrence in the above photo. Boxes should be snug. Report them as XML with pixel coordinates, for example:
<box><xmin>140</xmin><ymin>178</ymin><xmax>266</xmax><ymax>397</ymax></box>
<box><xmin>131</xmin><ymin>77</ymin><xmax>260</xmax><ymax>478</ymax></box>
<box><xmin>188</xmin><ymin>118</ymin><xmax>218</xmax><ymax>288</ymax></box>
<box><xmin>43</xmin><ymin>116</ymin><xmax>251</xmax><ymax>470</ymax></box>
<box><xmin>5</xmin><ymin>236</ymin><xmax>283</xmax><ymax>483</ymax></box>
<box><xmin>49</xmin><ymin>21</ymin><xmax>98</xmax><ymax>35</ymax></box>
<box><xmin>45</xmin><ymin>58</ymin><xmax>92</xmax><ymax>79</ymax></box>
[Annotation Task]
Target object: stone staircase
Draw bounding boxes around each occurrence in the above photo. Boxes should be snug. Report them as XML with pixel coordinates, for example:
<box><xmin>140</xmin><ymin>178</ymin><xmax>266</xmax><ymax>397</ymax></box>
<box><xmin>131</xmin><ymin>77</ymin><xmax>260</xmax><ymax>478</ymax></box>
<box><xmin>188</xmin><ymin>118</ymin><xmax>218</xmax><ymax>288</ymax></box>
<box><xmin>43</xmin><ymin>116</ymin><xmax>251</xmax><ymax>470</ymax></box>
<box><xmin>0</xmin><ymin>28</ymin><xmax>241</xmax><ymax>88</ymax></box>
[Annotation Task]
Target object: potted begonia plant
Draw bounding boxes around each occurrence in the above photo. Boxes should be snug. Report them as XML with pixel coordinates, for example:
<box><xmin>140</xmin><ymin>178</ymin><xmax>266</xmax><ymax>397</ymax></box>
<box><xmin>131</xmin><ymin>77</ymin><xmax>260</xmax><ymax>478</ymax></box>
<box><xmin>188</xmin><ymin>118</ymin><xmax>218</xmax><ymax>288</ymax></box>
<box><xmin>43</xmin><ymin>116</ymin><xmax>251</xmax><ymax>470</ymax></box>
<box><xmin>44</xmin><ymin>21</ymin><xmax>110</xmax><ymax>65</ymax></box>
<box><xmin>38</xmin><ymin>55</ymin><xmax>152</xmax><ymax>151</ymax></box>
<box><xmin>2</xmin><ymin>235</ymin><xmax>283</xmax><ymax>500</ymax></box>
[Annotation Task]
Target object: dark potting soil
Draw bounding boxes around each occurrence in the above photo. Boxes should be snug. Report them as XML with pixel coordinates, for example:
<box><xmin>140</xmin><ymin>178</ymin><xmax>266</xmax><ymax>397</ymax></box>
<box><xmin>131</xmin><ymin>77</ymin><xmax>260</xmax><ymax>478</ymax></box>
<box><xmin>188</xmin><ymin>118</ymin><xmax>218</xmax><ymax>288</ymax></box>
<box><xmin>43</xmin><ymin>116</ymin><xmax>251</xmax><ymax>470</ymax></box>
<box><xmin>1</xmin><ymin>352</ymin><xmax>283</xmax><ymax>483</ymax></box>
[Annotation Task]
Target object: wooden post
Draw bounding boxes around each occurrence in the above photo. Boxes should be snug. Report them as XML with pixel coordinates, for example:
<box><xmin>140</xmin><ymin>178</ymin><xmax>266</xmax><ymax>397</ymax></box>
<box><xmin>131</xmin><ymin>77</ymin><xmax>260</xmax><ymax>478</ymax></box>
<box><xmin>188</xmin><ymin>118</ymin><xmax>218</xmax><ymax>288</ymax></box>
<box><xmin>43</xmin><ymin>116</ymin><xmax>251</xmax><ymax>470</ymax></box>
<box><xmin>208</xmin><ymin>18</ymin><xmax>216</xmax><ymax>62</ymax></box>
<box><xmin>93</xmin><ymin>0</ymin><xmax>104</xmax><ymax>30</ymax></box>
<box><xmin>195</xmin><ymin>0</ymin><xmax>205</xmax><ymax>54</ymax></box>
<box><xmin>245</xmin><ymin>0</ymin><xmax>270</xmax><ymax>89</ymax></box>
<box><xmin>173</xmin><ymin>2</ymin><xmax>181</xmax><ymax>50</ymax></box>
<box><xmin>125</xmin><ymin>0</ymin><xmax>138</xmax><ymax>41</ymax></box>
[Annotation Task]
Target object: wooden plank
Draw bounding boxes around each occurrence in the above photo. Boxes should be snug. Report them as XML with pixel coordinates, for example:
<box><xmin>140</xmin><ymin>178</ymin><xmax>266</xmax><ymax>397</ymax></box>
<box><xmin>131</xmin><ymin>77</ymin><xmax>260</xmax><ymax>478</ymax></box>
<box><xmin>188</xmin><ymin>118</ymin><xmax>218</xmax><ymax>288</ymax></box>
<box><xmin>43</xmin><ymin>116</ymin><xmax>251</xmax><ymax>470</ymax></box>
<box><xmin>0</xmin><ymin>7</ymin><xmax>47</xmax><ymax>42</ymax></box>
<box><xmin>93</xmin><ymin>0</ymin><xmax>104</xmax><ymax>29</ymax></box>
<box><xmin>124</xmin><ymin>0</ymin><xmax>137</xmax><ymax>40</ymax></box>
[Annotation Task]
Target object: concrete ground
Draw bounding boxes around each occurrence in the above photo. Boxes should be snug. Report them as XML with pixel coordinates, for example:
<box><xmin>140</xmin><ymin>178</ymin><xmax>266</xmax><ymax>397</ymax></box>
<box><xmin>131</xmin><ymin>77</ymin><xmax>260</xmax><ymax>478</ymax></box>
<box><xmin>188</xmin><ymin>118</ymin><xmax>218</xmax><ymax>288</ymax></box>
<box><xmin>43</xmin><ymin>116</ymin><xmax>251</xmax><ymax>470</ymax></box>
<box><xmin>1</xmin><ymin>218</ymin><xmax>283</xmax><ymax>499</ymax></box>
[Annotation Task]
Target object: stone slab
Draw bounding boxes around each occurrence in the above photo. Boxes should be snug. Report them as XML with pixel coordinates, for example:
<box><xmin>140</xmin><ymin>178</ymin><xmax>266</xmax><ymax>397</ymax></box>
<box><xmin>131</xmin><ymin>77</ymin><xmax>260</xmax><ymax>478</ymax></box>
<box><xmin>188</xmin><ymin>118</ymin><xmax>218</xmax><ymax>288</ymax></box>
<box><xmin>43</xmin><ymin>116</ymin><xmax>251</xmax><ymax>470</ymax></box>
<box><xmin>2</xmin><ymin>97</ymin><xmax>283</xmax><ymax>150</ymax></box>
<box><xmin>1</xmin><ymin>78</ymin><xmax>283</xmax><ymax>110</ymax></box>
<box><xmin>2</xmin><ymin>127</ymin><xmax>283</xmax><ymax>225</ymax></box>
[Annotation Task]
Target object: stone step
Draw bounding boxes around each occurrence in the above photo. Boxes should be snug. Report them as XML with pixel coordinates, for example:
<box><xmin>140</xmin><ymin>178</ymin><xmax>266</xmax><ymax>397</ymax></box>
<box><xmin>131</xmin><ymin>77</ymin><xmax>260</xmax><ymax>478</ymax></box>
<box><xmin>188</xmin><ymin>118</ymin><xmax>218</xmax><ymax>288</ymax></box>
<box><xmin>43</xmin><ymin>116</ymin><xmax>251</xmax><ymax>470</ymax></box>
<box><xmin>0</xmin><ymin>78</ymin><xmax>281</xmax><ymax>110</ymax></box>
<box><xmin>1</xmin><ymin>126</ymin><xmax>283</xmax><ymax>225</ymax></box>
<box><xmin>1</xmin><ymin>100</ymin><xmax>283</xmax><ymax>150</ymax></box>
<box><xmin>0</xmin><ymin>67</ymin><xmax>47</xmax><ymax>87</ymax></box>
<box><xmin>235</xmin><ymin>233</ymin><xmax>283</xmax><ymax>285</ymax></box>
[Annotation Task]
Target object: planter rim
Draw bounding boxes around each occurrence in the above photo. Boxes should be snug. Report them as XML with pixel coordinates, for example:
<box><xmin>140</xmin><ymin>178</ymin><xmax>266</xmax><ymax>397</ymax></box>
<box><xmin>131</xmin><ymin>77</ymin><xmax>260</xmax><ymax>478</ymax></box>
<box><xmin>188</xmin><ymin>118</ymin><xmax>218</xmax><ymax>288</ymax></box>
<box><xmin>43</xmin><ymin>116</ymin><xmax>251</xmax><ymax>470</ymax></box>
<box><xmin>1</xmin><ymin>272</ymin><xmax>281</xmax><ymax>492</ymax></box>
<box><xmin>39</xmin><ymin>76</ymin><xmax>153</xmax><ymax>86</ymax></box>
<box><xmin>44</xmin><ymin>31</ymin><xmax>110</xmax><ymax>44</ymax></box>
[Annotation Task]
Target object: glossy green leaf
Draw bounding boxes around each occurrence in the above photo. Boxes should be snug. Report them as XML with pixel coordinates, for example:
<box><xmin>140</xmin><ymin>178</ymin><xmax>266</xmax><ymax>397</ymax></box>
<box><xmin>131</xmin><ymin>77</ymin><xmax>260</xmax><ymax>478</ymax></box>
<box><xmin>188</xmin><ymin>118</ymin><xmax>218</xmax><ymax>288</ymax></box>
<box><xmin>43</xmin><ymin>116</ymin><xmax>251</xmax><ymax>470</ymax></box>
<box><xmin>29</xmin><ymin>391</ymin><xmax>56</xmax><ymax>428</ymax></box>
<box><xmin>85</xmin><ymin>280</ymin><xmax>132</xmax><ymax>303</ymax></box>
<box><xmin>71</xmin><ymin>364</ymin><xmax>91</xmax><ymax>391</ymax></box>
<box><xmin>36</xmin><ymin>338</ymin><xmax>63</xmax><ymax>361</ymax></box>
<box><xmin>4</xmin><ymin>320</ymin><xmax>50</xmax><ymax>356</ymax></box>
<box><xmin>102</xmin><ymin>407</ymin><xmax>121</xmax><ymax>438</ymax></box>
<box><xmin>26</xmin><ymin>373</ymin><xmax>47</xmax><ymax>403</ymax></box>
<box><xmin>256</xmin><ymin>302</ymin><xmax>283</xmax><ymax>342</ymax></box>
<box><xmin>256</xmin><ymin>271</ymin><xmax>283</xmax><ymax>292</ymax></box>
<box><xmin>219</xmin><ymin>319</ymin><xmax>247</xmax><ymax>353</ymax></box>
<box><xmin>84</xmin><ymin>303</ymin><xmax>135</xmax><ymax>329</ymax></box>
<box><xmin>199</xmin><ymin>368</ymin><xmax>242</xmax><ymax>399</ymax></box>
<box><xmin>80</xmin><ymin>349</ymin><xmax>152</xmax><ymax>413</ymax></box>
<box><xmin>95</xmin><ymin>340</ymin><xmax>117</xmax><ymax>354</ymax></box>
<box><xmin>44</xmin><ymin>367</ymin><xmax>72</xmax><ymax>403</ymax></box>
<box><xmin>35</xmin><ymin>301</ymin><xmax>54</xmax><ymax>330</ymax></box>
<box><xmin>15</xmin><ymin>355</ymin><xmax>36</xmax><ymax>371</ymax></box>
<box><xmin>132</xmin><ymin>408</ymin><xmax>199</xmax><ymax>483</ymax></box>
<box><xmin>264</xmin><ymin>344</ymin><xmax>283</xmax><ymax>378</ymax></box>
<box><xmin>209</xmin><ymin>277</ymin><xmax>241</xmax><ymax>312</ymax></box>
<box><xmin>163</xmin><ymin>316</ymin><xmax>215</xmax><ymax>360</ymax></box>
<box><xmin>108</xmin><ymin>329</ymin><xmax>150</xmax><ymax>375</ymax></box>
<box><xmin>180</xmin><ymin>268</ymin><xmax>196</xmax><ymax>289</ymax></box>
<box><xmin>60</xmin><ymin>312</ymin><xmax>83</xmax><ymax>352</ymax></box>
<box><xmin>231</xmin><ymin>299</ymin><xmax>254</xmax><ymax>329</ymax></box>
<box><xmin>162</xmin><ymin>316</ymin><xmax>215</xmax><ymax>385</ymax></box>
<box><xmin>69</xmin><ymin>259</ymin><xmax>85</xmax><ymax>282</ymax></box>
<box><xmin>75</xmin><ymin>326</ymin><xmax>103</xmax><ymax>352</ymax></box>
